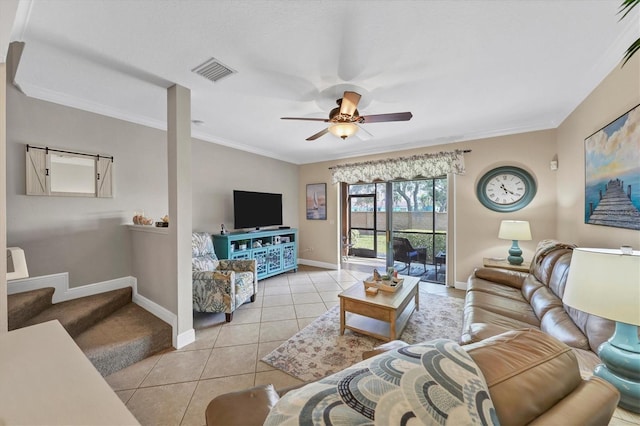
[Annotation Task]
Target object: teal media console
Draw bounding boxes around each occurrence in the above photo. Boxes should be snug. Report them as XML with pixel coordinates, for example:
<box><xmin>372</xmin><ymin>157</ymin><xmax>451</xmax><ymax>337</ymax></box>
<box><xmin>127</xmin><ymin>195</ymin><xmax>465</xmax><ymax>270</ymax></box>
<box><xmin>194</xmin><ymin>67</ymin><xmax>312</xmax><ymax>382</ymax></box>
<box><xmin>213</xmin><ymin>228</ymin><xmax>298</xmax><ymax>280</ymax></box>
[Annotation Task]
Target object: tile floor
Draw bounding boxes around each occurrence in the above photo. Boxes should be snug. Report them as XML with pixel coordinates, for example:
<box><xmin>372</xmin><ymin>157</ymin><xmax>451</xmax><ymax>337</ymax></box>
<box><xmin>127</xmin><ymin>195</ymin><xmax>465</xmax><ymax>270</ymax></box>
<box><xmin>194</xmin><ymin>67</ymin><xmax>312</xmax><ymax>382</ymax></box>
<box><xmin>105</xmin><ymin>263</ymin><xmax>636</xmax><ymax>426</ymax></box>
<box><xmin>105</xmin><ymin>264</ymin><xmax>462</xmax><ymax>426</ymax></box>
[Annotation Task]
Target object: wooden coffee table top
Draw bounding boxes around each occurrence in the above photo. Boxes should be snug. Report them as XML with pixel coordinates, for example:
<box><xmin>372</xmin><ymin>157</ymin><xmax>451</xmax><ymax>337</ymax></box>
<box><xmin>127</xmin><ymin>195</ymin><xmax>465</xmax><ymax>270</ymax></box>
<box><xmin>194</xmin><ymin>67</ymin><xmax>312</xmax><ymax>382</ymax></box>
<box><xmin>339</xmin><ymin>275</ymin><xmax>420</xmax><ymax>309</ymax></box>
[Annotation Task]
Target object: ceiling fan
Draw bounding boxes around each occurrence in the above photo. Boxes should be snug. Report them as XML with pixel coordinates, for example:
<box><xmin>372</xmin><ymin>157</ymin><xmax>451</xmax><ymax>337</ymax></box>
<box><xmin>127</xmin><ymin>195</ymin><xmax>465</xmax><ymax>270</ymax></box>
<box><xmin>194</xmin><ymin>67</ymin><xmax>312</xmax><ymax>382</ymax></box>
<box><xmin>281</xmin><ymin>91</ymin><xmax>413</xmax><ymax>141</ymax></box>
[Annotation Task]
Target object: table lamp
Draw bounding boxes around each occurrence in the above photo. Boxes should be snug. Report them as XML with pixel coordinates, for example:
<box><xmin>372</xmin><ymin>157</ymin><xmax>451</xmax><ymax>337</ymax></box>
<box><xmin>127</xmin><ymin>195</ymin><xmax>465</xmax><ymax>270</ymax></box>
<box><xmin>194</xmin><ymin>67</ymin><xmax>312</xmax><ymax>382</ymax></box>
<box><xmin>498</xmin><ymin>220</ymin><xmax>532</xmax><ymax>265</ymax></box>
<box><xmin>562</xmin><ymin>247</ymin><xmax>640</xmax><ymax>413</ymax></box>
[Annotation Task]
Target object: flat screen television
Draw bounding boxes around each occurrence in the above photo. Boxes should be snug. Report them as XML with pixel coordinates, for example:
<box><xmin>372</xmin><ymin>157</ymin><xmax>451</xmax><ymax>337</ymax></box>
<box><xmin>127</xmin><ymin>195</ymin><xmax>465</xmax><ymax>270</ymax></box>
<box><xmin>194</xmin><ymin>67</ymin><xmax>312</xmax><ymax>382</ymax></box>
<box><xmin>233</xmin><ymin>190</ymin><xmax>283</xmax><ymax>230</ymax></box>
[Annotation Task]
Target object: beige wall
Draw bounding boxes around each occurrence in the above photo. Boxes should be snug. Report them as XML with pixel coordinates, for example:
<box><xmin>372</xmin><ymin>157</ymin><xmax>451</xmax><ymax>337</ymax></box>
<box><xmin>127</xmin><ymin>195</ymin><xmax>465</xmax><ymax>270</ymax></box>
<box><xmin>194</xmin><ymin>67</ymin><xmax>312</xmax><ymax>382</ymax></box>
<box><xmin>556</xmin><ymin>55</ymin><xmax>640</xmax><ymax>249</ymax></box>
<box><xmin>1</xmin><ymin>63</ymin><xmax>7</xmax><ymax>333</ymax></box>
<box><xmin>6</xmin><ymin>85</ymin><xmax>299</xmax><ymax>293</ymax></box>
<box><xmin>298</xmin><ymin>128</ymin><xmax>558</xmax><ymax>285</ymax></box>
<box><xmin>192</xmin><ymin>140</ymin><xmax>299</xmax><ymax>233</ymax></box>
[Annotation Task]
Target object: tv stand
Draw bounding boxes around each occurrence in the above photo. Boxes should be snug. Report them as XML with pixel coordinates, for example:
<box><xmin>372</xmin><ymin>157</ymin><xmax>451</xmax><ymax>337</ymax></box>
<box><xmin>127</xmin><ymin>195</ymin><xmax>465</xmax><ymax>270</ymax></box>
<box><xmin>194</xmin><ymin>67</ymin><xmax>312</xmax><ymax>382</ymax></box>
<box><xmin>213</xmin><ymin>228</ymin><xmax>298</xmax><ymax>280</ymax></box>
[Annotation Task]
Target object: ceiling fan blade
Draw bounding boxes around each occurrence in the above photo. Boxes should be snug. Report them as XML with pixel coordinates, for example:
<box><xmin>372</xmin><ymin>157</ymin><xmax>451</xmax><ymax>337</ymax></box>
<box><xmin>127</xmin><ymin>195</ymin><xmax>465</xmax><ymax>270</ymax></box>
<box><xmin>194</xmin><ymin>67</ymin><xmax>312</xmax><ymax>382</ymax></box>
<box><xmin>355</xmin><ymin>123</ymin><xmax>373</xmax><ymax>140</ymax></box>
<box><xmin>306</xmin><ymin>128</ymin><xmax>329</xmax><ymax>141</ymax></box>
<box><xmin>339</xmin><ymin>91</ymin><xmax>361</xmax><ymax>116</ymax></box>
<box><xmin>359</xmin><ymin>112</ymin><xmax>413</xmax><ymax>123</ymax></box>
<box><xmin>281</xmin><ymin>117</ymin><xmax>330</xmax><ymax>122</ymax></box>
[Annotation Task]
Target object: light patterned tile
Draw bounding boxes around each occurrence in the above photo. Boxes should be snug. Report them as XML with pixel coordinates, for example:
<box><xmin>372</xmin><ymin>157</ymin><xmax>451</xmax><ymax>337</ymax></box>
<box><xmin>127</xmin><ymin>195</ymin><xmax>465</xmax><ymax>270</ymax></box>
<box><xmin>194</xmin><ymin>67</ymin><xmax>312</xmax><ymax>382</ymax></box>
<box><xmin>201</xmin><ymin>344</ymin><xmax>258</xmax><ymax>379</ymax></box>
<box><xmin>106</xmin><ymin>353</ymin><xmax>163</xmax><ymax>391</ymax></box>
<box><xmin>291</xmin><ymin>292</ymin><xmax>322</xmax><ymax>304</ymax></box>
<box><xmin>289</xmin><ymin>284</ymin><xmax>318</xmax><ymax>293</ymax></box>
<box><xmin>259</xmin><ymin>319</ymin><xmax>299</xmax><ymax>342</ymax></box>
<box><xmin>297</xmin><ymin>317</ymin><xmax>316</xmax><ymax>329</ymax></box>
<box><xmin>319</xmin><ymin>291</ymin><xmax>341</xmax><ymax>303</ymax></box>
<box><xmin>180</xmin><ymin>374</ymin><xmax>255</xmax><ymax>426</ymax></box>
<box><xmin>177</xmin><ymin>326</ymin><xmax>222</xmax><ymax>352</ymax></box>
<box><xmin>127</xmin><ymin>381</ymin><xmax>197</xmax><ymax>426</ymax></box>
<box><xmin>262</xmin><ymin>294</ymin><xmax>294</xmax><ymax>307</ymax></box>
<box><xmin>293</xmin><ymin>302</ymin><xmax>327</xmax><ymax>319</ymax></box>
<box><xmin>313</xmin><ymin>282</ymin><xmax>342</xmax><ymax>292</ymax></box>
<box><xmin>141</xmin><ymin>349</ymin><xmax>210</xmax><ymax>387</ymax></box>
<box><xmin>226</xmin><ymin>307</ymin><xmax>262</xmax><ymax>324</ymax></box>
<box><xmin>115</xmin><ymin>389</ymin><xmax>135</xmax><ymax>405</ymax></box>
<box><xmin>214</xmin><ymin>323</ymin><xmax>261</xmax><ymax>347</ymax></box>
<box><xmin>263</xmin><ymin>286</ymin><xmax>292</xmax><ymax>296</ymax></box>
<box><xmin>262</xmin><ymin>305</ymin><xmax>297</xmax><ymax>322</ymax></box>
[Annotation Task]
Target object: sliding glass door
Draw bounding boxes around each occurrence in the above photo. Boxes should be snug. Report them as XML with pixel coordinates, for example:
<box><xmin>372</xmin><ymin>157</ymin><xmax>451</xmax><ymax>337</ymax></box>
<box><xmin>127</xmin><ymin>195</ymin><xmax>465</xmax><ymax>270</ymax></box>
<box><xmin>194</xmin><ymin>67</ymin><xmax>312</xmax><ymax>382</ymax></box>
<box><xmin>389</xmin><ymin>178</ymin><xmax>447</xmax><ymax>283</ymax></box>
<box><xmin>345</xmin><ymin>177</ymin><xmax>447</xmax><ymax>284</ymax></box>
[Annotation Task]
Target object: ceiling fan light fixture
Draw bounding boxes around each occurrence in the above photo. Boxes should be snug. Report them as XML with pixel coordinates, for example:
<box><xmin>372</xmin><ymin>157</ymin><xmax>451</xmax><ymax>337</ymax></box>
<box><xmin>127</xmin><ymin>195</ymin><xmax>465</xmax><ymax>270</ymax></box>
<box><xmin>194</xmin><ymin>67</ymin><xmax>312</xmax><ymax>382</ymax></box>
<box><xmin>328</xmin><ymin>122</ymin><xmax>358</xmax><ymax>140</ymax></box>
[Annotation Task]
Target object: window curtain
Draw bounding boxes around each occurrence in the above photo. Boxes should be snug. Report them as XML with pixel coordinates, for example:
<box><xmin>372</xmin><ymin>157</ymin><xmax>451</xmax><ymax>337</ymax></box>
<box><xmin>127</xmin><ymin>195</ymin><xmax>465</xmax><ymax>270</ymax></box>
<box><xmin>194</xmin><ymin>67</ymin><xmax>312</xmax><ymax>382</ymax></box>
<box><xmin>330</xmin><ymin>150</ymin><xmax>466</xmax><ymax>184</ymax></box>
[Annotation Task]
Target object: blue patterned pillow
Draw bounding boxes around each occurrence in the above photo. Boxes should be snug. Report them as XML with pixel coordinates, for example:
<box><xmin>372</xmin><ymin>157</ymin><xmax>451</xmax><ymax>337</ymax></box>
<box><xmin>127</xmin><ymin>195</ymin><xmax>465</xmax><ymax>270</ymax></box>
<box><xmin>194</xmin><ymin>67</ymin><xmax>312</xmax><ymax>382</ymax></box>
<box><xmin>265</xmin><ymin>339</ymin><xmax>499</xmax><ymax>425</ymax></box>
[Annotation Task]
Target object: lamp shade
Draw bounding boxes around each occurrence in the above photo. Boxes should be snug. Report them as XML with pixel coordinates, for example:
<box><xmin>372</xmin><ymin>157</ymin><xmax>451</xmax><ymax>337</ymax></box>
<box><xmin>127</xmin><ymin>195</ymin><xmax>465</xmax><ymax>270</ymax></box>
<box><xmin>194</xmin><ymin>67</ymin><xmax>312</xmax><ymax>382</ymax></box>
<box><xmin>498</xmin><ymin>220</ymin><xmax>532</xmax><ymax>241</ymax></box>
<box><xmin>563</xmin><ymin>248</ymin><xmax>640</xmax><ymax>326</ymax></box>
<box><xmin>328</xmin><ymin>122</ymin><xmax>358</xmax><ymax>139</ymax></box>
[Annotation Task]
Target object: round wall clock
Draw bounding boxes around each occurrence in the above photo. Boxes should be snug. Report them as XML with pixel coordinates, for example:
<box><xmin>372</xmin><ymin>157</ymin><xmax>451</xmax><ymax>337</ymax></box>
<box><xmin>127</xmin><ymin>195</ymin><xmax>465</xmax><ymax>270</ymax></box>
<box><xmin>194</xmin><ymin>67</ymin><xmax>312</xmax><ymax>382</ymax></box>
<box><xmin>476</xmin><ymin>166</ymin><xmax>537</xmax><ymax>212</ymax></box>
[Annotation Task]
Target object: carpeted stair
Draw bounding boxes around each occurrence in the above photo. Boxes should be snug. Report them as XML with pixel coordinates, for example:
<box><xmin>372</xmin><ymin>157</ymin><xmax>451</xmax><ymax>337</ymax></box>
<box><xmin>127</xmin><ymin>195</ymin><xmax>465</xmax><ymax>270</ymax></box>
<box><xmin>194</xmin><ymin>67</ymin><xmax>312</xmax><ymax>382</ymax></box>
<box><xmin>7</xmin><ymin>287</ymin><xmax>172</xmax><ymax>376</ymax></box>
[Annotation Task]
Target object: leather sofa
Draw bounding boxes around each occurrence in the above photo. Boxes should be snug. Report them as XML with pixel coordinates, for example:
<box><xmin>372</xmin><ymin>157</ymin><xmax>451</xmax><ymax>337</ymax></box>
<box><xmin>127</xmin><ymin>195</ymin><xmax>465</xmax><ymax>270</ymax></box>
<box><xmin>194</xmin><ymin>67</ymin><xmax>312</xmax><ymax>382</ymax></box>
<box><xmin>205</xmin><ymin>329</ymin><xmax>619</xmax><ymax>425</ymax></box>
<box><xmin>461</xmin><ymin>240</ymin><xmax>616</xmax><ymax>355</ymax></box>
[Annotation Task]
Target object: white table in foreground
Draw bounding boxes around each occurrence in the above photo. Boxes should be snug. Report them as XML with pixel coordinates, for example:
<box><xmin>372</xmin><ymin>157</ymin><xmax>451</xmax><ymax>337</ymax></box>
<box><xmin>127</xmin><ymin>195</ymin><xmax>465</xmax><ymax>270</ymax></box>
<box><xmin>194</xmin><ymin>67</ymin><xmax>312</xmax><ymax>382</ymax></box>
<box><xmin>338</xmin><ymin>275</ymin><xmax>420</xmax><ymax>342</ymax></box>
<box><xmin>0</xmin><ymin>320</ymin><xmax>140</xmax><ymax>425</ymax></box>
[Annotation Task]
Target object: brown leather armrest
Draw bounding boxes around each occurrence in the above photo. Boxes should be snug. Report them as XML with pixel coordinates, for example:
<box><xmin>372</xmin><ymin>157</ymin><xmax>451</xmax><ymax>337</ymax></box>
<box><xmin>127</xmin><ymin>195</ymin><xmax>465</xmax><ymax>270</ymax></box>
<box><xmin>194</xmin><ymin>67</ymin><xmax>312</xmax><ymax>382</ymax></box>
<box><xmin>205</xmin><ymin>384</ymin><xmax>280</xmax><ymax>426</ymax></box>
<box><xmin>473</xmin><ymin>267</ymin><xmax>527</xmax><ymax>289</ymax></box>
<box><xmin>528</xmin><ymin>377</ymin><xmax>619</xmax><ymax>426</ymax></box>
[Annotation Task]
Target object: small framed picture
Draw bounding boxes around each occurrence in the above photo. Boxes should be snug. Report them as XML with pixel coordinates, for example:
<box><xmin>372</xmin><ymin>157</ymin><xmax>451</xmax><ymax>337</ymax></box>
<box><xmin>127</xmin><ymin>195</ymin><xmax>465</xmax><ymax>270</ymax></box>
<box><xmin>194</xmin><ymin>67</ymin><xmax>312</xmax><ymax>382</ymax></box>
<box><xmin>306</xmin><ymin>183</ymin><xmax>327</xmax><ymax>220</ymax></box>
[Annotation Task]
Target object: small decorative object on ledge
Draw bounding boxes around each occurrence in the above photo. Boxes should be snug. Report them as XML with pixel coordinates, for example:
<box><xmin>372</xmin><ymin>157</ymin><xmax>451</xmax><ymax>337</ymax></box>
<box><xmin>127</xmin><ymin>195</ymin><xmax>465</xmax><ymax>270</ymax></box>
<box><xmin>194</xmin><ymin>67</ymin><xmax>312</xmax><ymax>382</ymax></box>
<box><xmin>133</xmin><ymin>210</ymin><xmax>153</xmax><ymax>226</ymax></box>
<box><xmin>155</xmin><ymin>215</ymin><xmax>169</xmax><ymax>227</ymax></box>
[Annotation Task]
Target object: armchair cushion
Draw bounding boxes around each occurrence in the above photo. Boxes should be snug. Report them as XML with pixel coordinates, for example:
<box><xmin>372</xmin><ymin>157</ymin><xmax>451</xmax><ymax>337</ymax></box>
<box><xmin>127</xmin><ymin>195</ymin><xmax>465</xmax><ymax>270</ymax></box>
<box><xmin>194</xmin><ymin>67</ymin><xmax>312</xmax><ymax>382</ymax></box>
<box><xmin>191</xmin><ymin>232</ymin><xmax>258</xmax><ymax>319</ymax></box>
<box><xmin>192</xmin><ymin>232</ymin><xmax>219</xmax><ymax>272</ymax></box>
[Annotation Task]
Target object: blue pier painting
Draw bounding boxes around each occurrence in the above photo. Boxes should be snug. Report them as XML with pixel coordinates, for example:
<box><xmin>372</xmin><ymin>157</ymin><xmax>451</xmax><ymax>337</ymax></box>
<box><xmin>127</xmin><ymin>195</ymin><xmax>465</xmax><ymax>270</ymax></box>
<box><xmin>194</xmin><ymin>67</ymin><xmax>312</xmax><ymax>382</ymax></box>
<box><xmin>584</xmin><ymin>104</ymin><xmax>640</xmax><ymax>230</ymax></box>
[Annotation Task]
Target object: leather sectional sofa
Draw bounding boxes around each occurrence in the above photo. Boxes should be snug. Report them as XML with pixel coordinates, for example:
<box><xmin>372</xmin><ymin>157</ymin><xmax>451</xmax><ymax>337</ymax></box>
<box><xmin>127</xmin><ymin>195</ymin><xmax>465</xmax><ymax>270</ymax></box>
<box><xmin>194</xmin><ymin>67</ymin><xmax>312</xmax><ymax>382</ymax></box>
<box><xmin>461</xmin><ymin>240</ymin><xmax>615</xmax><ymax>357</ymax></box>
<box><xmin>204</xmin><ymin>240</ymin><xmax>623</xmax><ymax>425</ymax></box>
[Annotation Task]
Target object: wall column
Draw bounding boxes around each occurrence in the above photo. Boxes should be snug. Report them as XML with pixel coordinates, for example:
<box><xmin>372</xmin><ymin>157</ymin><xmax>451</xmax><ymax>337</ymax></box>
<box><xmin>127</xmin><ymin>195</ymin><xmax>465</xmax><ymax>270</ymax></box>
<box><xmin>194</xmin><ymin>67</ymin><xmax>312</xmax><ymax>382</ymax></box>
<box><xmin>0</xmin><ymin>63</ymin><xmax>7</xmax><ymax>333</ymax></box>
<box><xmin>167</xmin><ymin>84</ymin><xmax>194</xmax><ymax>346</ymax></box>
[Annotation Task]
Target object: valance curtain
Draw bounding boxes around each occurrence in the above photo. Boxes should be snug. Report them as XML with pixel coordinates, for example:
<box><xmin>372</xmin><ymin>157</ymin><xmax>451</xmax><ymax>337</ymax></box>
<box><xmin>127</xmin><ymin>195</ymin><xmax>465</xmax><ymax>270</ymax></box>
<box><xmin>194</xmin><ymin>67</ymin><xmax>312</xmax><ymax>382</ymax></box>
<box><xmin>330</xmin><ymin>150</ymin><xmax>466</xmax><ymax>184</ymax></box>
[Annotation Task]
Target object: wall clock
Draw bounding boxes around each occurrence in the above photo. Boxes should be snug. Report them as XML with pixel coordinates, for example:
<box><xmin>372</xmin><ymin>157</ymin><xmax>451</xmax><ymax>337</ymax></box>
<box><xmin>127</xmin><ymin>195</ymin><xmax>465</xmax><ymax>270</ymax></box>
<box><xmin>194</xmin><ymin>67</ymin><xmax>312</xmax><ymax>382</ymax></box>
<box><xmin>476</xmin><ymin>166</ymin><xmax>537</xmax><ymax>212</ymax></box>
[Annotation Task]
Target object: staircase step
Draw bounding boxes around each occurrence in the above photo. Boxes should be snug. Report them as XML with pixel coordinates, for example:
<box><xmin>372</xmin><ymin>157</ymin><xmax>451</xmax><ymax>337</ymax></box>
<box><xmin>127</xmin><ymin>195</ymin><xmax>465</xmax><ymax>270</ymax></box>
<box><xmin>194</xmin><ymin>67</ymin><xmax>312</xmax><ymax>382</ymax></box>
<box><xmin>7</xmin><ymin>287</ymin><xmax>55</xmax><ymax>331</ymax></box>
<box><xmin>75</xmin><ymin>303</ymin><xmax>173</xmax><ymax>376</ymax></box>
<box><xmin>20</xmin><ymin>287</ymin><xmax>132</xmax><ymax>338</ymax></box>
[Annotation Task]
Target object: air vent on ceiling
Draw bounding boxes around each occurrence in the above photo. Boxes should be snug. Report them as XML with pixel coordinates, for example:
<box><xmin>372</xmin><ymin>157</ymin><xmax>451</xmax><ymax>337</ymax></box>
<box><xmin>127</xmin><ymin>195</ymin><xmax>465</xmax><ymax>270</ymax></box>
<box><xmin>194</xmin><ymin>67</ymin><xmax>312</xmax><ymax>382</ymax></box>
<box><xmin>191</xmin><ymin>57</ymin><xmax>236</xmax><ymax>83</ymax></box>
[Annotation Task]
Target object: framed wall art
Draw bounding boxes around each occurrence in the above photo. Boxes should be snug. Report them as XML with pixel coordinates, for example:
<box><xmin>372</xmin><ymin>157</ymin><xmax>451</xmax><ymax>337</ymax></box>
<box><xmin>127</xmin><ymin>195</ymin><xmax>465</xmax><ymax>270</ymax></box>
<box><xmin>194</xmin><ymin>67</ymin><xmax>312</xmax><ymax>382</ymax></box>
<box><xmin>306</xmin><ymin>183</ymin><xmax>327</xmax><ymax>220</ymax></box>
<box><xmin>584</xmin><ymin>104</ymin><xmax>640</xmax><ymax>230</ymax></box>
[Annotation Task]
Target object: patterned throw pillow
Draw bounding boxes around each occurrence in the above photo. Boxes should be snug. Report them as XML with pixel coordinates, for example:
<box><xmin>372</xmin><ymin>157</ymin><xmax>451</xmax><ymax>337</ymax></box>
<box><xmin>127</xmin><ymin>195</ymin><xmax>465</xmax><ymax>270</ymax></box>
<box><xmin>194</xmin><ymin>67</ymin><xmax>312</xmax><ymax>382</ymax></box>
<box><xmin>265</xmin><ymin>339</ymin><xmax>498</xmax><ymax>425</ymax></box>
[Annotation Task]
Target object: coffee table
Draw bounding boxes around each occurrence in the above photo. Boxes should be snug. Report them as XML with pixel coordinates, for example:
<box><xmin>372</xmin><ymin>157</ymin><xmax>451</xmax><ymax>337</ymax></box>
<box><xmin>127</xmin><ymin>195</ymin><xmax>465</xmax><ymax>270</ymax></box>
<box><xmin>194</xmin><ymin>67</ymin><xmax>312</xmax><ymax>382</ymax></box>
<box><xmin>338</xmin><ymin>275</ymin><xmax>420</xmax><ymax>342</ymax></box>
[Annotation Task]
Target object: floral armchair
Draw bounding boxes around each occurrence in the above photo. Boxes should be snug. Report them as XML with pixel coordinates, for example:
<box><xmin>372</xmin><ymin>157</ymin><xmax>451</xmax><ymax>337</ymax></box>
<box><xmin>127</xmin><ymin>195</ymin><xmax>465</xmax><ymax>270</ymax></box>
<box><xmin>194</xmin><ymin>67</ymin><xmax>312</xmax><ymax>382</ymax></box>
<box><xmin>192</xmin><ymin>232</ymin><xmax>257</xmax><ymax>322</ymax></box>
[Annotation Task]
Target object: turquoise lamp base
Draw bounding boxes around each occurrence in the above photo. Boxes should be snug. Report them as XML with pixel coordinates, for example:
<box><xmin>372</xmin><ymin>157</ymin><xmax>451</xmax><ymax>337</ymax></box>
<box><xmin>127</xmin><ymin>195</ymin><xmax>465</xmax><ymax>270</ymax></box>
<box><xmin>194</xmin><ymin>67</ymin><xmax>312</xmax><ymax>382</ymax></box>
<box><xmin>507</xmin><ymin>240</ymin><xmax>523</xmax><ymax>265</ymax></box>
<box><xmin>595</xmin><ymin>321</ymin><xmax>640</xmax><ymax>413</ymax></box>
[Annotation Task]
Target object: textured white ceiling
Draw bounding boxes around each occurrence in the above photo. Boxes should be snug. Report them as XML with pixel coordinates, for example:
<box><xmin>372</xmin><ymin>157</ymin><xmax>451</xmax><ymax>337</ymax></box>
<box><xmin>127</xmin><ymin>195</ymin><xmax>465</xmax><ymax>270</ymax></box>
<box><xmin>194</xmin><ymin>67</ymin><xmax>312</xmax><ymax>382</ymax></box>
<box><xmin>8</xmin><ymin>0</ymin><xmax>640</xmax><ymax>164</ymax></box>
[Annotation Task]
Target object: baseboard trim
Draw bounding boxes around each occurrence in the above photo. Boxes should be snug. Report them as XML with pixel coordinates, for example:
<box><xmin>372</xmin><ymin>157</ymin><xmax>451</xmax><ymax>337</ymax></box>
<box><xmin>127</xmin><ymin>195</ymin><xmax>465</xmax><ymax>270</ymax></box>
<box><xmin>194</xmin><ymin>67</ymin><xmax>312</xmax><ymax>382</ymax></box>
<box><xmin>297</xmin><ymin>259</ymin><xmax>339</xmax><ymax>270</ymax></box>
<box><xmin>8</xmin><ymin>273</ymin><xmax>180</xmax><ymax>348</ymax></box>
<box><xmin>8</xmin><ymin>273</ymin><xmax>133</xmax><ymax>304</ymax></box>
<box><xmin>455</xmin><ymin>280</ymin><xmax>468</xmax><ymax>291</ymax></box>
<box><xmin>176</xmin><ymin>329</ymin><xmax>196</xmax><ymax>349</ymax></box>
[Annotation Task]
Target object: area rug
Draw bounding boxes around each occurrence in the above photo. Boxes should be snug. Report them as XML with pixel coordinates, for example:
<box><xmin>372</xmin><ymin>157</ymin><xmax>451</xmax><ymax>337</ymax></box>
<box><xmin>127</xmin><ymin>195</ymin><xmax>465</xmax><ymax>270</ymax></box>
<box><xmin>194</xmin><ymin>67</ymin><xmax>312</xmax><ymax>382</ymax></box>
<box><xmin>261</xmin><ymin>289</ymin><xmax>464</xmax><ymax>382</ymax></box>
